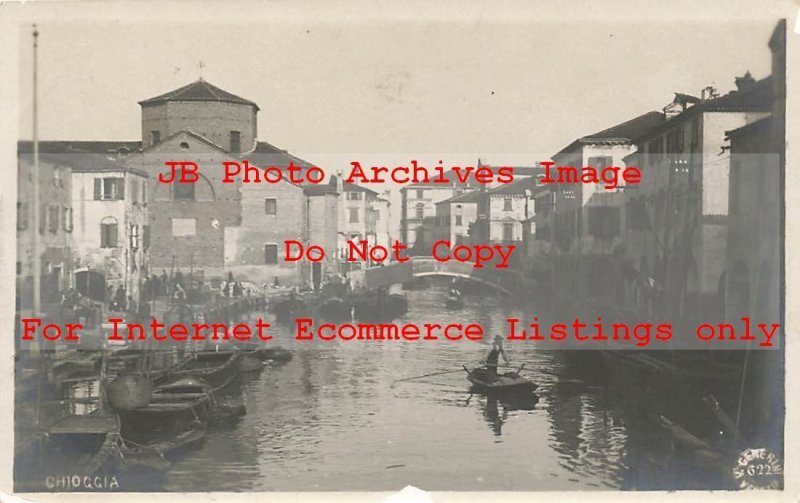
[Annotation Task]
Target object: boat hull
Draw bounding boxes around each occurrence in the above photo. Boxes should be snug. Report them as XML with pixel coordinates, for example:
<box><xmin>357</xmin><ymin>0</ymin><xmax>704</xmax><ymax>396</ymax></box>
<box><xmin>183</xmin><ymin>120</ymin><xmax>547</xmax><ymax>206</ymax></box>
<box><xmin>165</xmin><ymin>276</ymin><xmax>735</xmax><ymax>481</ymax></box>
<box><xmin>465</xmin><ymin>367</ymin><xmax>538</xmax><ymax>393</ymax></box>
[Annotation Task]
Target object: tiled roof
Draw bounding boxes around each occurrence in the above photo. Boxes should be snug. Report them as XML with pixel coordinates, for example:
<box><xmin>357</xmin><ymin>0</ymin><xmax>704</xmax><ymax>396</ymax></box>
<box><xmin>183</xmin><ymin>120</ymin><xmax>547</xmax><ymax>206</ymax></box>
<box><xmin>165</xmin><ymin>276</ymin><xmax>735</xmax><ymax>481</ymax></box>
<box><xmin>487</xmin><ymin>174</ymin><xmax>541</xmax><ymax>196</ymax></box>
<box><xmin>554</xmin><ymin>111</ymin><xmax>666</xmax><ymax>158</ymax></box>
<box><xmin>342</xmin><ymin>183</ymin><xmax>379</xmax><ymax>195</ymax></box>
<box><xmin>478</xmin><ymin>165</ymin><xmax>541</xmax><ymax>179</ymax></box>
<box><xmin>139</xmin><ymin>79</ymin><xmax>259</xmax><ymax>111</ymax></box>
<box><xmin>725</xmin><ymin>116</ymin><xmax>772</xmax><ymax>139</ymax></box>
<box><xmin>18</xmin><ymin>140</ymin><xmax>141</xmax><ymax>155</ymax></box>
<box><xmin>244</xmin><ymin>141</ymin><xmax>318</xmax><ymax>172</ymax></box>
<box><xmin>303</xmin><ymin>184</ymin><xmax>339</xmax><ymax>196</ymax></box>
<box><xmin>436</xmin><ymin>189</ymin><xmax>483</xmax><ymax>205</ymax></box>
<box><xmin>401</xmin><ymin>169</ymin><xmax>483</xmax><ymax>189</ymax></box>
<box><xmin>628</xmin><ymin>77</ymin><xmax>772</xmax><ymax>144</ymax></box>
<box><xmin>697</xmin><ymin>77</ymin><xmax>772</xmax><ymax>113</ymax></box>
<box><xmin>18</xmin><ymin>142</ymin><xmax>148</xmax><ymax>177</ymax></box>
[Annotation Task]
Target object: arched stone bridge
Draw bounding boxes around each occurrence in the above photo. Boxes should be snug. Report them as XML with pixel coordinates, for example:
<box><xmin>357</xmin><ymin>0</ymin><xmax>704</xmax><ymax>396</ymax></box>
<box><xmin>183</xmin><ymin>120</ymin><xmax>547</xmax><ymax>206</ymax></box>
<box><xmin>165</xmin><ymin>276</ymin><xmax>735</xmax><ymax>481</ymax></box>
<box><xmin>356</xmin><ymin>256</ymin><xmax>518</xmax><ymax>295</ymax></box>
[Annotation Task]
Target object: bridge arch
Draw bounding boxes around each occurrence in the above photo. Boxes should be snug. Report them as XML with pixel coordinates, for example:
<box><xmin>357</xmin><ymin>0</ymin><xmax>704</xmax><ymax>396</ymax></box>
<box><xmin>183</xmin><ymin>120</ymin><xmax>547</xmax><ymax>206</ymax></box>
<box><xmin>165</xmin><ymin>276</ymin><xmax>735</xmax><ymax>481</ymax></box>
<box><xmin>410</xmin><ymin>257</ymin><xmax>514</xmax><ymax>295</ymax></box>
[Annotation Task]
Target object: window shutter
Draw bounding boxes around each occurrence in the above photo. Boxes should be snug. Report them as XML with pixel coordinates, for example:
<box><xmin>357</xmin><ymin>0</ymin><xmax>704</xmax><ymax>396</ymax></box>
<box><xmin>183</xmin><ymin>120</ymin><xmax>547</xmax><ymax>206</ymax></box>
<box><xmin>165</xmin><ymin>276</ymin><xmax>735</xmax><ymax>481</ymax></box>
<box><xmin>143</xmin><ymin>225</ymin><xmax>150</xmax><ymax>249</ymax></box>
<box><xmin>94</xmin><ymin>179</ymin><xmax>102</xmax><ymax>200</ymax></box>
<box><xmin>109</xmin><ymin>223</ymin><xmax>118</xmax><ymax>247</ymax></box>
<box><xmin>116</xmin><ymin>179</ymin><xmax>125</xmax><ymax>200</ymax></box>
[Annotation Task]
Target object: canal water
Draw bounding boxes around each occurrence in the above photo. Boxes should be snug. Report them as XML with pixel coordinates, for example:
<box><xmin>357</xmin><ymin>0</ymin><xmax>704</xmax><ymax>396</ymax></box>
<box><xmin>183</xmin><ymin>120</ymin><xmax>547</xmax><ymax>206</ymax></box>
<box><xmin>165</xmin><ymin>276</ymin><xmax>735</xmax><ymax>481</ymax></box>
<box><xmin>148</xmin><ymin>282</ymin><xmax>726</xmax><ymax>492</ymax></box>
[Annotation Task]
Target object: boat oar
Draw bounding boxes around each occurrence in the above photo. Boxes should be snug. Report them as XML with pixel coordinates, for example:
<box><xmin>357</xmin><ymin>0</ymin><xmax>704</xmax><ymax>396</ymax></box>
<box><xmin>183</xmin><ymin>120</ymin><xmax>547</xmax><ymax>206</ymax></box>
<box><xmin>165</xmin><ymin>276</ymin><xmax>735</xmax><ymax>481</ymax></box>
<box><xmin>393</xmin><ymin>368</ymin><xmax>469</xmax><ymax>383</ymax></box>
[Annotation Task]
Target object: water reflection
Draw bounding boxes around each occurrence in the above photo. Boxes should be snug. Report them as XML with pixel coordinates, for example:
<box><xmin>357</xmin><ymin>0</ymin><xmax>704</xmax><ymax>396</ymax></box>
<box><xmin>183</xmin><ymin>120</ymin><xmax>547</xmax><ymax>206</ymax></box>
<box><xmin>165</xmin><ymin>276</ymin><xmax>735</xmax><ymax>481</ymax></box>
<box><xmin>19</xmin><ymin>281</ymin><xmax>760</xmax><ymax>491</ymax></box>
<box><xmin>154</xmin><ymin>283</ymin><xmax>640</xmax><ymax>491</ymax></box>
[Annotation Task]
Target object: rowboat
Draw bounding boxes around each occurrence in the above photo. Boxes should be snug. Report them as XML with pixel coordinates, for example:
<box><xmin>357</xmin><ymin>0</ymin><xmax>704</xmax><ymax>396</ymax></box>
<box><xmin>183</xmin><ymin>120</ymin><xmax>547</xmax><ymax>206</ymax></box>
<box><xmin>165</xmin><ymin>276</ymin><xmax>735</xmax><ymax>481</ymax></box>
<box><xmin>463</xmin><ymin>365</ymin><xmax>537</xmax><ymax>393</ymax></box>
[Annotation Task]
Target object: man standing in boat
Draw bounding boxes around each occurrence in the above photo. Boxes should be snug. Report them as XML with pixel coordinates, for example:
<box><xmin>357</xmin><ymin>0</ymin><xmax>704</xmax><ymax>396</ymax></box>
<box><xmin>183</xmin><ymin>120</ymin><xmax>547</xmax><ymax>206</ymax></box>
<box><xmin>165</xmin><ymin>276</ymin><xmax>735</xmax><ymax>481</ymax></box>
<box><xmin>485</xmin><ymin>335</ymin><xmax>510</xmax><ymax>381</ymax></box>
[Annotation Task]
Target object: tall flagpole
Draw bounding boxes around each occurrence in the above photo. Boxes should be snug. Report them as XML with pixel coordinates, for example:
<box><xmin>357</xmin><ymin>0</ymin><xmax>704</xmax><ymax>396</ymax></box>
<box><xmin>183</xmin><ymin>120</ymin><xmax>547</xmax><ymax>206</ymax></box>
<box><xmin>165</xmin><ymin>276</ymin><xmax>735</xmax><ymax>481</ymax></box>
<box><xmin>32</xmin><ymin>25</ymin><xmax>42</xmax><ymax>428</ymax></box>
<box><xmin>32</xmin><ymin>24</ymin><xmax>41</xmax><ymax>324</ymax></box>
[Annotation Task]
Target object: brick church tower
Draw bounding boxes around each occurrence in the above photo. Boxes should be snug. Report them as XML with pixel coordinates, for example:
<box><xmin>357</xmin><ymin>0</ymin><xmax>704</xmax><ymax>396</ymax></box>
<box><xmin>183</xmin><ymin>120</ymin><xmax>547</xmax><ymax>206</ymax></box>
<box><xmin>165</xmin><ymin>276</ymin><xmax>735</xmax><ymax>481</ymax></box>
<box><xmin>139</xmin><ymin>79</ymin><xmax>258</xmax><ymax>153</ymax></box>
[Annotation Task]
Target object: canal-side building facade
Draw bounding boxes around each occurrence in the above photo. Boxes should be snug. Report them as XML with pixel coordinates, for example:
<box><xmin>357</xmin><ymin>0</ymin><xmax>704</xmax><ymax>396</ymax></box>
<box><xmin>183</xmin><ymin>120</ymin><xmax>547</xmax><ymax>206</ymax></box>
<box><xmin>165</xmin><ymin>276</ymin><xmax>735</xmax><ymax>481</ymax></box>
<box><xmin>20</xmin><ymin>79</ymin><xmax>339</xmax><ymax>293</ymax></box>
<box><xmin>129</xmin><ymin>129</ymin><xmax>242</xmax><ymax>276</ymax></box>
<box><xmin>131</xmin><ymin>80</ymin><xmax>335</xmax><ymax>288</ymax></box>
<box><xmin>70</xmin><ymin>154</ymin><xmax>149</xmax><ymax>310</ymax></box>
<box><xmin>622</xmin><ymin>78</ymin><xmax>771</xmax><ymax>322</ymax></box>
<box><xmin>434</xmin><ymin>190</ymin><xmax>482</xmax><ymax>246</ymax></box>
<box><xmin>16</xmin><ymin>146</ymin><xmax>76</xmax><ymax>316</ymax></box>
<box><xmin>545</xmin><ymin>111</ymin><xmax>665</xmax><ymax>309</ymax></box>
<box><xmin>473</xmin><ymin>174</ymin><xmax>540</xmax><ymax>245</ymax></box>
<box><xmin>400</xmin><ymin>172</ymin><xmax>479</xmax><ymax>247</ymax></box>
<box><xmin>722</xmin><ymin>21</ymin><xmax>785</xmax><ymax>326</ymax></box>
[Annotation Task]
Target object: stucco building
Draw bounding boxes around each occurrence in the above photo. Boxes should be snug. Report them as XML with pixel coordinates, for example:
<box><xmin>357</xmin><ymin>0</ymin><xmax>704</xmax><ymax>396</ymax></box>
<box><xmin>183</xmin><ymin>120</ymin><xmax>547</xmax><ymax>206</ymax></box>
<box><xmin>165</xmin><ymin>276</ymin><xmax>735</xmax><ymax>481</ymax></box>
<box><xmin>16</xmin><ymin>146</ymin><xmax>76</xmax><ymax>316</ymax></box>
<box><xmin>622</xmin><ymin>78</ymin><xmax>771</xmax><ymax>322</ymax></box>
<box><xmin>71</xmin><ymin>154</ymin><xmax>149</xmax><ymax>310</ymax></box>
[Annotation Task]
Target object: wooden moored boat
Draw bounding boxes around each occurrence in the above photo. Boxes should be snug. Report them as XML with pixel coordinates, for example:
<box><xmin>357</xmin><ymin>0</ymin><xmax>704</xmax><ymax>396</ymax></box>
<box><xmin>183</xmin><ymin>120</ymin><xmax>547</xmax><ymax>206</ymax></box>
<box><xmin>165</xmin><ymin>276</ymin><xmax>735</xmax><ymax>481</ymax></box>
<box><xmin>120</xmin><ymin>419</ymin><xmax>207</xmax><ymax>468</ymax></box>
<box><xmin>43</xmin><ymin>410</ymin><xmax>122</xmax><ymax>476</ymax></box>
<box><xmin>162</xmin><ymin>350</ymin><xmax>241</xmax><ymax>392</ymax></box>
<box><xmin>463</xmin><ymin>365</ymin><xmax>537</xmax><ymax>393</ymax></box>
<box><xmin>117</xmin><ymin>376</ymin><xmax>213</xmax><ymax>444</ymax></box>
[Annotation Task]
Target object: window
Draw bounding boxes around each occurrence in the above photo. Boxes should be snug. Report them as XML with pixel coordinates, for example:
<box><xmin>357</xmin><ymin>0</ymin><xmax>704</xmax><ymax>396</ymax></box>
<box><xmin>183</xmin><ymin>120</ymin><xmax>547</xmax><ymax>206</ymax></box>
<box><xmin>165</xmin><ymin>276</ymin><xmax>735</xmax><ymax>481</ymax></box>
<box><xmin>455</xmin><ymin>215</ymin><xmax>463</xmax><ymax>226</ymax></box>
<box><xmin>16</xmin><ymin>262</ymin><xmax>21</xmax><ymax>275</ymax></box>
<box><xmin>264</xmin><ymin>244</ymin><xmax>278</xmax><ymax>264</ymax></box>
<box><xmin>349</xmin><ymin>208</ymin><xmax>359</xmax><ymax>223</ymax></box>
<box><xmin>229</xmin><ymin>131</ymin><xmax>241</xmax><ymax>153</ymax></box>
<box><xmin>131</xmin><ymin>179</ymin><xmax>139</xmax><ymax>203</ymax></box>
<box><xmin>173</xmin><ymin>180</ymin><xmax>195</xmax><ymax>200</ymax></box>
<box><xmin>142</xmin><ymin>181</ymin><xmax>148</xmax><ymax>203</ymax></box>
<box><xmin>180</xmin><ymin>142</ymin><xmax>190</xmax><ymax>150</ymax></box>
<box><xmin>143</xmin><ymin>225</ymin><xmax>151</xmax><ymax>249</ymax></box>
<box><xmin>53</xmin><ymin>166</ymin><xmax>63</xmax><ymax>188</ymax></box>
<box><xmin>94</xmin><ymin>178</ymin><xmax>124</xmax><ymax>200</ymax></box>
<box><xmin>171</xmin><ymin>218</ymin><xmax>196</xmax><ymax>237</ymax></box>
<box><xmin>48</xmin><ymin>205</ymin><xmax>59</xmax><ymax>233</ymax></box>
<box><xmin>415</xmin><ymin>203</ymin><xmax>425</xmax><ymax>219</ymax></box>
<box><xmin>264</xmin><ymin>198</ymin><xmax>277</xmax><ymax>215</ymax></box>
<box><xmin>130</xmin><ymin>224</ymin><xmax>140</xmax><ymax>249</ymax></box>
<box><xmin>151</xmin><ymin>130</ymin><xmax>160</xmax><ymax>145</ymax></box>
<box><xmin>416</xmin><ymin>189</ymin><xmax>424</xmax><ymax>199</ymax></box>
<box><xmin>348</xmin><ymin>192</ymin><xmax>362</xmax><ymax>200</ymax></box>
<box><xmin>503</xmin><ymin>197</ymin><xmax>513</xmax><ymax>211</ymax></box>
<box><xmin>63</xmin><ymin>206</ymin><xmax>73</xmax><ymax>233</ymax></box>
<box><xmin>588</xmin><ymin>156</ymin><xmax>614</xmax><ymax>170</ymax></box>
<box><xmin>101</xmin><ymin>217</ymin><xmax>119</xmax><ymax>248</ymax></box>
<box><xmin>502</xmin><ymin>223</ymin><xmax>514</xmax><ymax>241</ymax></box>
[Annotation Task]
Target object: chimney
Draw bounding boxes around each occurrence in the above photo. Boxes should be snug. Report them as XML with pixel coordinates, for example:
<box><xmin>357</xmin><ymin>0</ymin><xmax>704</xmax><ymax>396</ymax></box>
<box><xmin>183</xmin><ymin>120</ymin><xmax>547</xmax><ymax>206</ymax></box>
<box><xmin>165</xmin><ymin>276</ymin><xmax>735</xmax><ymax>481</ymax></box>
<box><xmin>334</xmin><ymin>170</ymin><xmax>344</xmax><ymax>193</ymax></box>
<box><xmin>700</xmin><ymin>86</ymin><xmax>719</xmax><ymax>101</ymax></box>
<box><xmin>734</xmin><ymin>71</ymin><xmax>756</xmax><ymax>92</ymax></box>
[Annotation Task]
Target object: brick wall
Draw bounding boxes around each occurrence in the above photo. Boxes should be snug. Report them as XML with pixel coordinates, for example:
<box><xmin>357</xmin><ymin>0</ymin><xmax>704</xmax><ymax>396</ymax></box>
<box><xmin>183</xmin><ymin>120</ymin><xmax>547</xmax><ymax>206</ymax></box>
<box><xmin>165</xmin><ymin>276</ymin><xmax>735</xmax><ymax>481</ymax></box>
<box><xmin>128</xmin><ymin>134</ymin><xmax>242</xmax><ymax>272</ymax></box>
<box><xmin>142</xmin><ymin>101</ymin><xmax>257</xmax><ymax>152</ymax></box>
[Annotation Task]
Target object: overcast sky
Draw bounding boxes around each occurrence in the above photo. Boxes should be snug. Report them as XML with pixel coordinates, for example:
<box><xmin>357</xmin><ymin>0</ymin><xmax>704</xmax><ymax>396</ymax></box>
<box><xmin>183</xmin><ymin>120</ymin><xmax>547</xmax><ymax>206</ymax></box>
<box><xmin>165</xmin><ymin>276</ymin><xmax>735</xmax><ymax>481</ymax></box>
<box><xmin>16</xmin><ymin>14</ymin><xmax>778</xmax><ymax>160</ymax></box>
